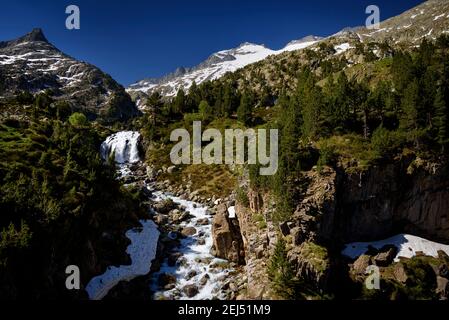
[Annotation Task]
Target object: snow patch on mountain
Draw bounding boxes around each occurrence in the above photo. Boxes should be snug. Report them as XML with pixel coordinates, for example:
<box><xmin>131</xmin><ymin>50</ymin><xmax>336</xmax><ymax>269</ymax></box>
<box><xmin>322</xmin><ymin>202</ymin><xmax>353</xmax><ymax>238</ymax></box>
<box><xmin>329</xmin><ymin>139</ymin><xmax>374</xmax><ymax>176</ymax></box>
<box><xmin>334</xmin><ymin>43</ymin><xmax>352</xmax><ymax>55</ymax></box>
<box><xmin>128</xmin><ymin>37</ymin><xmax>322</xmax><ymax>96</ymax></box>
<box><xmin>342</xmin><ymin>234</ymin><xmax>449</xmax><ymax>262</ymax></box>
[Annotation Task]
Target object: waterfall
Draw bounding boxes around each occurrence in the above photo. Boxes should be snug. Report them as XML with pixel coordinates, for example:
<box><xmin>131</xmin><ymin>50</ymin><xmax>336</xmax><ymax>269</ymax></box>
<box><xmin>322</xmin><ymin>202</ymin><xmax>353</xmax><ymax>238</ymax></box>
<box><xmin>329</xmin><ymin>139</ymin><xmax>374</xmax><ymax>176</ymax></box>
<box><xmin>100</xmin><ymin>131</ymin><xmax>141</xmax><ymax>164</ymax></box>
<box><xmin>90</xmin><ymin>131</ymin><xmax>232</xmax><ymax>300</ymax></box>
<box><xmin>86</xmin><ymin>131</ymin><xmax>158</xmax><ymax>300</ymax></box>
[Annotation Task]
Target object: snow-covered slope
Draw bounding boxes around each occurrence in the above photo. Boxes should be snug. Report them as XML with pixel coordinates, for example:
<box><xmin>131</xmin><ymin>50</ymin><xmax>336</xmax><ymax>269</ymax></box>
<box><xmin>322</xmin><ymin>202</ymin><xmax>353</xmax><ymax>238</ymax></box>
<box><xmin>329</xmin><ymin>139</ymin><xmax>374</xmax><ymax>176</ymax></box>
<box><xmin>127</xmin><ymin>36</ymin><xmax>321</xmax><ymax>97</ymax></box>
<box><xmin>86</xmin><ymin>219</ymin><xmax>159</xmax><ymax>300</ymax></box>
<box><xmin>342</xmin><ymin>234</ymin><xmax>449</xmax><ymax>262</ymax></box>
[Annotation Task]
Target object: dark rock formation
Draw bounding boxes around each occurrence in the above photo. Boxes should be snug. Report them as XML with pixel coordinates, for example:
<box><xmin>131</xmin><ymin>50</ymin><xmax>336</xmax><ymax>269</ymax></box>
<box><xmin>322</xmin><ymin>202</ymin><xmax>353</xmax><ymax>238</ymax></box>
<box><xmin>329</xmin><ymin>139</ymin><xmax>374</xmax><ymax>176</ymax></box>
<box><xmin>279</xmin><ymin>159</ymin><xmax>449</xmax><ymax>247</ymax></box>
<box><xmin>211</xmin><ymin>204</ymin><xmax>245</xmax><ymax>264</ymax></box>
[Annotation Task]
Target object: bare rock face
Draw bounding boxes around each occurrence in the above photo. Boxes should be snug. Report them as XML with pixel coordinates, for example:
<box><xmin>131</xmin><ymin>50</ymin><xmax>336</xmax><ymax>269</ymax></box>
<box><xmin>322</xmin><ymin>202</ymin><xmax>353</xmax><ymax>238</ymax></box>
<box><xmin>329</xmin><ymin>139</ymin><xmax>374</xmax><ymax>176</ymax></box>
<box><xmin>337</xmin><ymin>159</ymin><xmax>449</xmax><ymax>243</ymax></box>
<box><xmin>374</xmin><ymin>246</ymin><xmax>397</xmax><ymax>267</ymax></box>
<box><xmin>288</xmin><ymin>242</ymin><xmax>331</xmax><ymax>291</ymax></box>
<box><xmin>393</xmin><ymin>263</ymin><xmax>408</xmax><ymax>284</ymax></box>
<box><xmin>284</xmin><ymin>160</ymin><xmax>449</xmax><ymax>246</ymax></box>
<box><xmin>248</xmin><ymin>189</ymin><xmax>263</xmax><ymax>213</ymax></box>
<box><xmin>211</xmin><ymin>204</ymin><xmax>245</xmax><ymax>264</ymax></box>
<box><xmin>286</xmin><ymin>167</ymin><xmax>338</xmax><ymax>245</ymax></box>
<box><xmin>351</xmin><ymin>255</ymin><xmax>372</xmax><ymax>278</ymax></box>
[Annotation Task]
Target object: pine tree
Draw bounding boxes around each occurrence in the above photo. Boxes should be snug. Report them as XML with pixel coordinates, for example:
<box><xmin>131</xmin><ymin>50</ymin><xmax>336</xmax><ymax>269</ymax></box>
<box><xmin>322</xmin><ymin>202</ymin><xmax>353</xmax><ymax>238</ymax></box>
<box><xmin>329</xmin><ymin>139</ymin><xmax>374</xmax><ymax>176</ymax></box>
<box><xmin>237</xmin><ymin>92</ymin><xmax>252</xmax><ymax>125</ymax></box>
<box><xmin>401</xmin><ymin>79</ymin><xmax>422</xmax><ymax>147</ymax></box>
<box><xmin>188</xmin><ymin>81</ymin><xmax>201</xmax><ymax>112</ymax></box>
<box><xmin>222</xmin><ymin>83</ymin><xmax>237</xmax><ymax>117</ymax></box>
<box><xmin>433</xmin><ymin>88</ymin><xmax>448</xmax><ymax>152</ymax></box>
<box><xmin>299</xmin><ymin>73</ymin><xmax>322</xmax><ymax>139</ymax></box>
<box><xmin>173</xmin><ymin>88</ymin><xmax>186</xmax><ymax>114</ymax></box>
<box><xmin>198</xmin><ymin>100</ymin><xmax>213</xmax><ymax>123</ymax></box>
<box><xmin>267</xmin><ymin>238</ymin><xmax>296</xmax><ymax>298</ymax></box>
<box><xmin>392</xmin><ymin>51</ymin><xmax>415</xmax><ymax>95</ymax></box>
<box><xmin>326</xmin><ymin>72</ymin><xmax>352</xmax><ymax>131</ymax></box>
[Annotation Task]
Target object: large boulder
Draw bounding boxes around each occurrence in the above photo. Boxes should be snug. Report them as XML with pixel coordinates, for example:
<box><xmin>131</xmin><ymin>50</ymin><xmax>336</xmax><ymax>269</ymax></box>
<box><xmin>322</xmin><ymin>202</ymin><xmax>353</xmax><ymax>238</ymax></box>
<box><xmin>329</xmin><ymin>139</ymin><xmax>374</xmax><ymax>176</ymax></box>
<box><xmin>181</xmin><ymin>227</ymin><xmax>197</xmax><ymax>237</ymax></box>
<box><xmin>211</xmin><ymin>204</ymin><xmax>245</xmax><ymax>264</ymax></box>
<box><xmin>183</xmin><ymin>284</ymin><xmax>199</xmax><ymax>298</ymax></box>
<box><xmin>351</xmin><ymin>255</ymin><xmax>372</xmax><ymax>277</ymax></box>
<box><xmin>154</xmin><ymin>199</ymin><xmax>176</xmax><ymax>214</ymax></box>
<box><xmin>374</xmin><ymin>246</ymin><xmax>397</xmax><ymax>267</ymax></box>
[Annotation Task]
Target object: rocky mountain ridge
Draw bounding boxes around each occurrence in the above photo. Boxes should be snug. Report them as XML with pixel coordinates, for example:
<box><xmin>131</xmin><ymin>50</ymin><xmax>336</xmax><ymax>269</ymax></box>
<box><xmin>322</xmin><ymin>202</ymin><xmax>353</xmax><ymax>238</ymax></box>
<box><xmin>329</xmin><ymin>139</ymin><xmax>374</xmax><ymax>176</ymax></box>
<box><xmin>0</xmin><ymin>28</ymin><xmax>139</xmax><ymax>121</ymax></box>
<box><xmin>127</xmin><ymin>36</ymin><xmax>322</xmax><ymax>99</ymax></box>
<box><xmin>128</xmin><ymin>0</ymin><xmax>449</xmax><ymax>104</ymax></box>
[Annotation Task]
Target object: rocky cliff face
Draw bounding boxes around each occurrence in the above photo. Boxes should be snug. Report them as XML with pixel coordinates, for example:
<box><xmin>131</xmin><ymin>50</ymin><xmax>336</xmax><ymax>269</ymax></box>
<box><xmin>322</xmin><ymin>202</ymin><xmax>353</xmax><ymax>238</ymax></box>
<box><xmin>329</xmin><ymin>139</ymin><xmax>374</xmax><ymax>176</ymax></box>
<box><xmin>234</xmin><ymin>194</ymin><xmax>278</xmax><ymax>299</ymax></box>
<box><xmin>0</xmin><ymin>29</ymin><xmax>139</xmax><ymax>121</ymax></box>
<box><xmin>331</xmin><ymin>158</ymin><xmax>449</xmax><ymax>244</ymax></box>
<box><xmin>225</xmin><ymin>157</ymin><xmax>449</xmax><ymax>298</ymax></box>
<box><xmin>274</xmin><ymin>158</ymin><xmax>449</xmax><ymax>247</ymax></box>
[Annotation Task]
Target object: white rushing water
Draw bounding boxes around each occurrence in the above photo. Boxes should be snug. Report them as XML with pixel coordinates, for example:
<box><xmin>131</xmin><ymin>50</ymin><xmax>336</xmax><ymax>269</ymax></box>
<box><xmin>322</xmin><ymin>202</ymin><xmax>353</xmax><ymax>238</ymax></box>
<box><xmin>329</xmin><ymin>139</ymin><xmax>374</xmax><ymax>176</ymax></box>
<box><xmin>89</xmin><ymin>131</ymin><xmax>231</xmax><ymax>300</ymax></box>
<box><xmin>100</xmin><ymin>131</ymin><xmax>141</xmax><ymax>164</ymax></box>
<box><xmin>86</xmin><ymin>131</ymin><xmax>159</xmax><ymax>300</ymax></box>
<box><xmin>151</xmin><ymin>192</ymin><xmax>233</xmax><ymax>300</ymax></box>
<box><xmin>342</xmin><ymin>234</ymin><xmax>449</xmax><ymax>262</ymax></box>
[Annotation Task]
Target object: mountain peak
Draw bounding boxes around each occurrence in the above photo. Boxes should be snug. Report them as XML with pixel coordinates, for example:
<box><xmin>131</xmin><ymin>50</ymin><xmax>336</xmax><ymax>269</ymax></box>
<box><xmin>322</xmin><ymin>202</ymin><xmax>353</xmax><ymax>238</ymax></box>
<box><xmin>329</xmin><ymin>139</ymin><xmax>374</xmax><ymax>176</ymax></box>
<box><xmin>0</xmin><ymin>28</ymin><xmax>49</xmax><ymax>49</ymax></box>
<box><xmin>21</xmin><ymin>28</ymin><xmax>48</xmax><ymax>43</ymax></box>
<box><xmin>237</xmin><ymin>42</ymin><xmax>266</xmax><ymax>49</ymax></box>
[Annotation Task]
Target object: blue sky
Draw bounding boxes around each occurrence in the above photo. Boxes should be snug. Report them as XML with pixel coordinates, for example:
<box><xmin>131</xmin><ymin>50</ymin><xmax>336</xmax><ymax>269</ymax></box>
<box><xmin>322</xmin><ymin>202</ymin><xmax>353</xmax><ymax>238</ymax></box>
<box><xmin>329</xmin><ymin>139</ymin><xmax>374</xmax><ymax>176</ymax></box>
<box><xmin>0</xmin><ymin>0</ymin><xmax>423</xmax><ymax>85</ymax></box>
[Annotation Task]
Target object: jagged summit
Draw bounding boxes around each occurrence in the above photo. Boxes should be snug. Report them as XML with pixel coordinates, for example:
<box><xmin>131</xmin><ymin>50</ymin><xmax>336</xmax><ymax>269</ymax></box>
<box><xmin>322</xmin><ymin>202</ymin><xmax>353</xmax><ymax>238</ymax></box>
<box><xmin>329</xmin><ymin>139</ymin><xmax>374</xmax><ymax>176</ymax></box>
<box><xmin>20</xmin><ymin>28</ymin><xmax>48</xmax><ymax>43</ymax></box>
<box><xmin>0</xmin><ymin>28</ymin><xmax>139</xmax><ymax>121</ymax></box>
<box><xmin>0</xmin><ymin>28</ymin><xmax>49</xmax><ymax>49</ymax></box>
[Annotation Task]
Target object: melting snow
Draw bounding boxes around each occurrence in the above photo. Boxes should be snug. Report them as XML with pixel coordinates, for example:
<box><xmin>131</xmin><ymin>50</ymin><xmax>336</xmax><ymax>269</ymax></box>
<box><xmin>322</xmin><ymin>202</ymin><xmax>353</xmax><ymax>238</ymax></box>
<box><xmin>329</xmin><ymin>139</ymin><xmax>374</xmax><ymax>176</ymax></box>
<box><xmin>334</xmin><ymin>43</ymin><xmax>352</xmax><ymax>55</ymax></box>
<box><xmin>227</xmin><ymin>206</ymin><xmax>236</xmax><ymax>219</ymax></box>
<box><xmin>281</xmin><ymin>40</ymin><xmax>319</xmax><ymax>52</ymax></box>
<box><xmin>86</xmin><ymin>220</ymin><xmax>160</xmax><ymax>300</ymax></box>
<box><xmin>434</xmin><ymin>13</ymin><xmax>446</xmax><ymax>21</ymax></box>
<box><xmin>342</xmin><ymin>234</ymin><xmax>449</xmax><ymax>262</ymax></box>
<box><xmin>411</xmin><ymin>9</ymin><xmax>425</xmax><ymax>19</ymax></box>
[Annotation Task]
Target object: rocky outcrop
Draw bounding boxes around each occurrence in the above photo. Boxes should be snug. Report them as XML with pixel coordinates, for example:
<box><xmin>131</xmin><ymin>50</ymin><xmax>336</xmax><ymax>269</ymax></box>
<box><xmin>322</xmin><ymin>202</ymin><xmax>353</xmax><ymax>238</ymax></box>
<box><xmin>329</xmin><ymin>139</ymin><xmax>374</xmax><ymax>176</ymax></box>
<box><xmin>287</xmin><ymin>167</ymin><xmax>338</xmax><ymax>245</ymax></box>
<box><xmin>335</xmin><ymin>159</ymin><xmax>449</xmax><ymax>244</ymax></box>
<box><xmin>232</xmin><ymin>190</ymin><xmax>278</xmax><ymax>299</ymax></box>
<box><xmin>277</xmin><ymin>159</ymin><xmax>449</xmax><ymax>248</ymax></box>
<box><xmin>211</xmin><ymin>204</ymin><xmax>245</xmax><ymax>264</ymax></box>
<box><xmin>288</xmin><ymin>242</ymin><xmax>331</xmax><ymax>291</ymax></box>
<box><xmin>229</xmin><ymin>157</ymin><xmax>449</xmax><ymax>299</ymax></box>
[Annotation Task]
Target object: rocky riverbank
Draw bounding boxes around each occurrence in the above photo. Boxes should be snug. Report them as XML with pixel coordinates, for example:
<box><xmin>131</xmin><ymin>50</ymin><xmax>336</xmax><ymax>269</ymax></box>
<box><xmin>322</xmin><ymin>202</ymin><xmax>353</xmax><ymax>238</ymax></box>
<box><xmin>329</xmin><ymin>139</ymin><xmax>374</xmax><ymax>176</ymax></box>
<box><xmin>103</xmin><ymin>163</ymin><xmax>248</xmax><ymax>300</ymax></box>
<box><xmin>94</xmin><ymin>131</ymin><xmax>247</xmax><ymax>300</ymax></box>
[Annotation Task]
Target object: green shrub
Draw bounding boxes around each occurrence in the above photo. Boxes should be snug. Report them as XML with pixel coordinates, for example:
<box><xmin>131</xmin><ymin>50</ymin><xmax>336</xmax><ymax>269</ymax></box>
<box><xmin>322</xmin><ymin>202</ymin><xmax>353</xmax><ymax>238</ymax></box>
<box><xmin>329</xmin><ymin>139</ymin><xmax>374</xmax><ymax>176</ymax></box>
<box><xmin>317</xmin><ymin>141</ymin><xmax>336</xmax><ymax>171</ymax></box>
<box><xmin>68</xmin><ymin>112</ymin><xmax>88</xmax><ymax>127</ymax></box>
<box><xmin>236</xmin><ymin>187</ymin><xmax>249</xmax><ymax>207</ymax></box>
<box><xmin>371</xmin><ymin>126</ymin><xmax>404</xmax><ymax>157</ymax></box>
